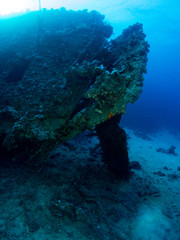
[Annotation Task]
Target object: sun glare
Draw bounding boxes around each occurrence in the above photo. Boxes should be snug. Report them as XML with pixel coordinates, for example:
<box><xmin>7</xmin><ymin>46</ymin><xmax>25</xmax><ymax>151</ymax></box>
<box><xmin>0</xmin><ymin>0</ymin><xmax>35</xmax><ymax>16</ymax></box>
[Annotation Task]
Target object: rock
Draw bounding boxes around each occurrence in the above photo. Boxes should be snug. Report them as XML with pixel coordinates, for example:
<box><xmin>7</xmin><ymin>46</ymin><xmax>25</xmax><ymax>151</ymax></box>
<box><xmin>163</xmin><ymin>166</ymin><xmax>169</xmax><ymax>170</ymax></box>
<box><xmin>0</xmin><ymin>9</ymin><xmax>149</xmax><ymax>170</ymax></box>
<box><xmin>153</xmin><ymin>171</ymin><xmax>166</xmax><ymax>177</ymax></box>
<box><xmin>156</xmin><ymin>145</ymin><xmax>178</xmax><ymax>156</ymax></box>
<box><xmin>0</xmin><ymin>219</ymin><xmax>6</xmax><ymax>236</ymax></box>
<box><xmin>168</xmin><ymin>173</ymin><xmax>179</xmax><ymax>180</ymax></box>
<box><xmin>26</xmin><ymin>215</ymin><xmax>40</xmax><ymax>233</ymax></box>
<box><xmin>130</xmin><ymin>161</ymin><xmax>142</xmax><ymax>170</ymax></box>
<box><xmin>28</xmin><ymin>219</ymin><xmax>40</xmax><ymax>233</ymax></box>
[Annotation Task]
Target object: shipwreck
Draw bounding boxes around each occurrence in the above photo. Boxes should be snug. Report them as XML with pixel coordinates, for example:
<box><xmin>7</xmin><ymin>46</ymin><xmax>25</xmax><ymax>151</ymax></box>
<box><xmin>0</xmin><ymin>9</ymin><xmax>149</xmax><ymax>178</ymax></box>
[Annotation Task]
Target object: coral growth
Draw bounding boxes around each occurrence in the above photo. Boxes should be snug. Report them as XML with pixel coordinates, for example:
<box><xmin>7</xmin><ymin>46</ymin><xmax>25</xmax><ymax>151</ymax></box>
<box><xmin>0</xmin><ymin>9</ymin><xmax>149</xmax><ymax>169</ymax></box>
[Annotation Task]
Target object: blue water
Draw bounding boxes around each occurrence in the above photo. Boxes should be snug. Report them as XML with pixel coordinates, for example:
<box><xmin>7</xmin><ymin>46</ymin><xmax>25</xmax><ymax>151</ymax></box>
<box><xmin>122</xmin><ymin>45</ymin><xmax>180</xmax><ymax>133</ymax></box>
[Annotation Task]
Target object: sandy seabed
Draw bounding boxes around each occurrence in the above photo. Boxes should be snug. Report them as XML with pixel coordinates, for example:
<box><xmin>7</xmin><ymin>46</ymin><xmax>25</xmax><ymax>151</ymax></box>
<box><xmin>0</xmin><ymin>128</ymin><xmax>180</xmax><ymax>240</ymax></box>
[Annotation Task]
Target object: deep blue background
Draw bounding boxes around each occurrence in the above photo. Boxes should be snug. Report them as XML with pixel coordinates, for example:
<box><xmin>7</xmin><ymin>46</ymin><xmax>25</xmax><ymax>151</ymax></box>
<box><xmin>122</xmin><ymin>42</ymin><xmax>180</xmax><ymax>133</ymax></box>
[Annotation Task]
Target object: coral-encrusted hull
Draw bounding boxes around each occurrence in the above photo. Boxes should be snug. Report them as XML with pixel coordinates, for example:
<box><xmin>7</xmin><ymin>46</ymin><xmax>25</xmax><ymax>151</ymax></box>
<box><xmin>0</xmin><ymin>9</ymin><xmax>149</xmax><ymax>168</ymax></box>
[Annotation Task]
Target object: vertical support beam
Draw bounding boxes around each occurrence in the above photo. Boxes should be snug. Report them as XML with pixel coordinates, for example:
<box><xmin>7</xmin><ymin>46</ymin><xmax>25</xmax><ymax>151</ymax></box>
<box><xmin>96</xmin><ymin>115</ymin><xmax>130</xmax><ymax>178</ymax></box>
